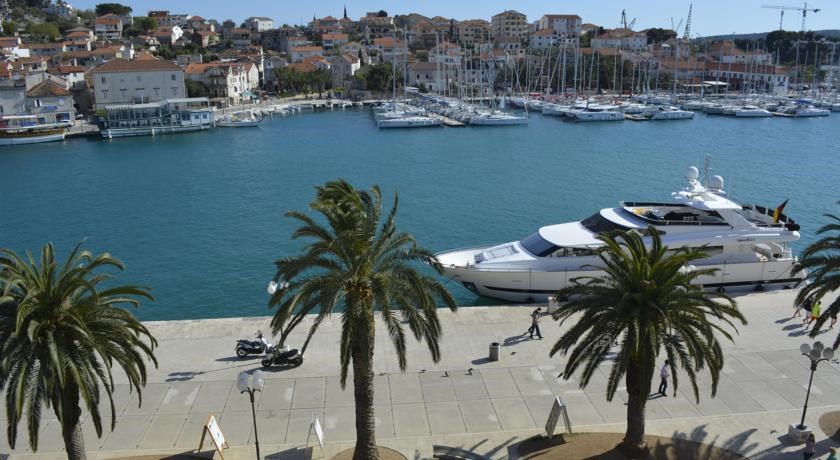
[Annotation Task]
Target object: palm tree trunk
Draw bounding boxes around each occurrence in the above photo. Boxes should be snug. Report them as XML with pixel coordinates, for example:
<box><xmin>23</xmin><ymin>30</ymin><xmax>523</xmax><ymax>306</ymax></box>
<box><xmin>351</xmin><ymin>314</ymin><xmax>379</xmax><ymax>460</ymax></box>
<box><xmin>60</xmin><ymin>388</ymin><xmax>87</xmax><ymax>460</ymax></box>
<box><xmin>620</xmin><ymin>361</ymin><xmax>650</xmax><ymax>457</ymax></box>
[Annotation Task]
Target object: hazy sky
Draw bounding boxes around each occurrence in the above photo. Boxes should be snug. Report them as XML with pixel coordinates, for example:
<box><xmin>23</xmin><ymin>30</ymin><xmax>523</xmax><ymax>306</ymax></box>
<box><xmin>70</xmin><ymin>0</ymin><xmax>837</xmax><ymax>37</ymax></box>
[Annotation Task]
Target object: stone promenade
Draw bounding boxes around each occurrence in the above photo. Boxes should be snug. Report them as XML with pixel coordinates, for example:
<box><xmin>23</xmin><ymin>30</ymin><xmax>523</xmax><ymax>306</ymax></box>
<box><xmin>2</xmin><ymin>289</ymin><xmax>840</xmax><ymax>459</ymax></box>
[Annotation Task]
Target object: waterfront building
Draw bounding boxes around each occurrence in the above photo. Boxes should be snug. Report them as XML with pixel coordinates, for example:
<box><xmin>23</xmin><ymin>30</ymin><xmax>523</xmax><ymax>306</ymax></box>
<box><xmin>330</xmin><ymin>53</ymin><xmax>361</xmax><ymax>87</ymax></box>
<box><xmin>47</xmin><ymin>65</ymin><xmax>86</xmax><ymax>88</ymax></box>
<box><xmin>262</xmin><ymin>55</ymin><xmax>287</xmax><ymax>92</ymax></box>
<box><xmin>185</xmin><ymin>61</ymin><xmax>258</xmax><ymax>106</ymax></box>
<box><xmin>245</xmin><ymin>16</ymin><xmax>274</xmax><ymax>32</ymax></box>
<box><xmin>491</xmin><ymin>10</ymin><xmax>527</xmax><ymax>43</ymax></box>
<box><xmin>534</xmin><ymin>14</ymin><xmax>581</xmax><ymax>44</ymax></box>
<box><xmin>158</xmin><ymin>13</ymin><xmax>190</xmax><ymax>28</ymax></box>
<box><xmin>25</xmin><ymin>79</ymin><xmax>75</xmax><ymax>124</ymax></box>
<box><xmin>91</xmin><ymin>57</ymin><xmax>186</xmax><ymax>108</ymax></box>
<box><xmin>529</xmin><ymin>28</ymin><xmax>559</xmax><ymax>50</ymax></box>
<box><xmin>456</xmin><ymin>19</ymin><xmax>490</xmax><ymax>48</ymax></box>
<box><xmin>94</xmin><ymin>14</ymin><xmax>123</xmax><ymax>40</ymax></box>
<box><xmin>97</xmin><ymin>97</ymin><xmax>213</xmax><ymax>138</ymax></box>
<box><xmin>0</xmin><ymin>68</ymin><xmax>26</xmax><ymax>116</ymax></box>
<box><xmin>705</xmin><ymin>63</ymin><xmax>789</xmax><ymax>94</ymax></box>
<box><xmin>407</xmin><ymin>62</ymin><xmax>444</xmax><ymax>92</ymax></box>
<box><xmin>707</xmin><ymin>42</ymin><xmax>773</xmax><ymax>65</ymax></box>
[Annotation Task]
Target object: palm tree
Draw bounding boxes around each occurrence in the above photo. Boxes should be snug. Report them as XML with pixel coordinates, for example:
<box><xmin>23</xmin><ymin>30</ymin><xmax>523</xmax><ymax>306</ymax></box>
<box><xmin>798</xmin><ymin>202</ymin><xmax>840</xmax><ymax>344</ymax></box>
<box><xmin>0</xmin><ymin>243</ymin><xmax>157</xmax><ymax>460</ymax></box>
<box><xmin>550</xmin><ymin>229</ymin><xmax>745</xmax><ymax>456</ymax></box>
<box><xmin>268</xmin><ymin>180</ymin><xmax>456</xmax><ymax>460</ymax></box>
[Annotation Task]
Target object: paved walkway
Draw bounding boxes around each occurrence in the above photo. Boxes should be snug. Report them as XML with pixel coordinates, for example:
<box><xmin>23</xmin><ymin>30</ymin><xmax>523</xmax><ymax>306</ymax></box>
<box><xmin>2</xmin><ymin>289</ymin><xmax>840</xmax><ymax>459</ymax></box>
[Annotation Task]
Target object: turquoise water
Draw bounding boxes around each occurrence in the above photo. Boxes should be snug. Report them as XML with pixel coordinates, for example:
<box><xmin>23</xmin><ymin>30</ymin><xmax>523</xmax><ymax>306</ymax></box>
<box><xmin>1</xmin><ymin>109</ymin><xmax>837</xmax><ymax>320</ymax></box>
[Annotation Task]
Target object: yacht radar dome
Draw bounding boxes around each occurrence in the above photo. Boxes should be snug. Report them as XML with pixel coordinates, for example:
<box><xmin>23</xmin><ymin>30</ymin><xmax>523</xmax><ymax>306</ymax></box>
<box><xmin>685</xmin><ymin>166</ymin><xmax>700</xmax><ymax>181</ymax></box>
<box><xmin>709</xmin><ymin>175</ymin><xmax>724</xmax><ymax>191</ymax></box>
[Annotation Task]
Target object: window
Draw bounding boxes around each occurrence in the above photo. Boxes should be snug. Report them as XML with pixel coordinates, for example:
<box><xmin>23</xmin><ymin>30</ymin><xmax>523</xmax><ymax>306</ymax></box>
<box><xmin>101</xmin><ymin>76</ymin><xmax>106</xmax><ymax>83</ymax></box>
<box><xmin>102</xmin><ymin>90</ymin><xmax>108</xmax><ymax>98</ymax></box>
<box><xmin>520</xmin><ymin>232</ymin><xmax>560</xmax><ymax>257</ymax></box>
<box><xmin>154</xmin><ymin>88</ymin><xmax>160</xmax><ymax>96</ymax></box>
<box><xmin>136</xmin><ymin>75</ymin><xmax>141</xmax><ymax>81</ymax></box>
<box><xmin>171</xmin><ymin>86</ymin><xmax>178</xmax><ymax>94</ymax></box>
<box><xmin>171</xmin><ymin>74</ymin><xmax>177</xmax><ymax>81</ymax></box>
<box><xmin>581</xmin><ymin>213</ymin><xmax>629</xmax><ymax>234</ymax></box>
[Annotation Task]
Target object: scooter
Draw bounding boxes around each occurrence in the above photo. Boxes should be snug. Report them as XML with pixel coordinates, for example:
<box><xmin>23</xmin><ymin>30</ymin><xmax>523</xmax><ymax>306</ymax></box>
<box><xmin>261</xmin><ymin>345</ymin><xmax>304</xmax><ymax>368</ymax></box>
<box><xmin>235</xmin><ymin>330</ymin><xmax>274</xmax><ymax>358</ymax></box>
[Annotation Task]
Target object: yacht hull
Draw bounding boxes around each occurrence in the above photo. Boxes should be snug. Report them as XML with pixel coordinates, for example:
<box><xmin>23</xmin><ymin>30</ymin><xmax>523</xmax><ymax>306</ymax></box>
<box><xmin>436</xmin><ymin>246</ymin><xmax>803</xmax><ymax>303</ymax></box>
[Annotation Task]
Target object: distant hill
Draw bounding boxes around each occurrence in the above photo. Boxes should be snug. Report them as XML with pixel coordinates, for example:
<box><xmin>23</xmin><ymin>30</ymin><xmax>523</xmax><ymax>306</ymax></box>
<box><xmin>698</xmin><ymin>29</ymin><xmax>840</xmax><ymax>41</ymax></box>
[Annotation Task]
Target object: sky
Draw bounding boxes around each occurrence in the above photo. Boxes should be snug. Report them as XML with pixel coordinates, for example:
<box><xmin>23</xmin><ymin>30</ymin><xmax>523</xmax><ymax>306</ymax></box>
<box><xmin>70</xmin><ymin>0</ymin><xmax>838</xmax><ymax>37</ymax></box>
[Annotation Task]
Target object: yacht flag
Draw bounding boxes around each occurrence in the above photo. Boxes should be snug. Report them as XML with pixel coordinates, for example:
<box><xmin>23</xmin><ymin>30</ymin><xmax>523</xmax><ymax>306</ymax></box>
<box><xmin>772</xmin><ymin>199</ymin><xmax>789</xmax><ymax>223</ymax></box>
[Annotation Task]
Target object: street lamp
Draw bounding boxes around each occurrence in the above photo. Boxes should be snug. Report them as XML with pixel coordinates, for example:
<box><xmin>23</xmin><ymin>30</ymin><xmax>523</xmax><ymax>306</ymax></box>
<box><xmin>789</xmin><ymin>341</ymin><xmax>834</xmax><ymax>442</ymax></box>
<box><xmin>237</xmin><ymin>370</ymin><xmax>265</xmax><ymax>460</ymax></box>
<box><xmin>267</xmin><ymin>280</ymin><xmax>289</xmax><ymax>295</ymax></box>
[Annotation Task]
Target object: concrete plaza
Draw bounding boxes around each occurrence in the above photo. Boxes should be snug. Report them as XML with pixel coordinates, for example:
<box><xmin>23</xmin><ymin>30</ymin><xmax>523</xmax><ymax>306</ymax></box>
<box><xmin>2</xmin><ymin>289</ymin><xmax>840</xmax><ymax>459</ymax></box>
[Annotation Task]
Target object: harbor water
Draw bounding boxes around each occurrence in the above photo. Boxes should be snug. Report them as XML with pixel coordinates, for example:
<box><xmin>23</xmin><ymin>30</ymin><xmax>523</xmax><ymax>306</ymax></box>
<box><xmin>0</xmin><ymin>108</ymin><xmax>837</xmax><ymax>320</ymax></box>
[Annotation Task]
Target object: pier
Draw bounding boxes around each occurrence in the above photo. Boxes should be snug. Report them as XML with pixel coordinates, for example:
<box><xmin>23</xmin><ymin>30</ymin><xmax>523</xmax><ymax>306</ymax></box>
<box><xmin>4</xmin><ymin>290</ymin><xmax>840</xmax><ymax>459</ymax></box>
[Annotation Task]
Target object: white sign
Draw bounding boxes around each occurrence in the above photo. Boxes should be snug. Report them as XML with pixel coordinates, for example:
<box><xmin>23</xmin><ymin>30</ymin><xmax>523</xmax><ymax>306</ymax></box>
<box><xmin>313</xmin><ymin>413</ymin><xmax>325</xmax><ymax>450</ymax></box>
<box><xmin>198</xmin><ymin>414</ymin><xmax>228</xmax><ymax>459</ymax></box>
<box><xmin>545</xmin><ymin>396</ymin><xmax>572</xmax><ymax>437</ymax></box>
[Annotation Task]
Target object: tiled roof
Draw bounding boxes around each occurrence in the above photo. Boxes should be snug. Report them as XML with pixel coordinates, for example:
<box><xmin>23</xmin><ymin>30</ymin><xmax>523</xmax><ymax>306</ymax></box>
<box><xmin>92</xmin><ymin>58</ymin><xmax>181</xmax><ymax>73</ymax></box>
<box><xmin>26</xmin><ymin>79</ymin><xmax>70</xmax><ymax>97</ymax></box>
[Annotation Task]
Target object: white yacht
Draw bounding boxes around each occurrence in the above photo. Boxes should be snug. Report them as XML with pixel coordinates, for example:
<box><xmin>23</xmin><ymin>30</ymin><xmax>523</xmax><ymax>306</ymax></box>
<box><xmin>435</xmin><ymin>166</ymin><xmax>803</xmax><ymax>303</ymax></box>
<box><xmin>469</xmin><ymin>112</ymin><xmax>528</xmax><ymax>126</ymax></box>
<box><xmin>734</xmin><ymin>105</ymin><xmax>773</xmax><ymax>117</ymax></box>
<box><xmin>649</xmin><ymin>106</ymin><xmax>695</xmax><ymax>120</ymax></box>
<box><xmin>573</xmin><ymin>105</ymin><xmax>623</xmax><ymax>122</ymax></box>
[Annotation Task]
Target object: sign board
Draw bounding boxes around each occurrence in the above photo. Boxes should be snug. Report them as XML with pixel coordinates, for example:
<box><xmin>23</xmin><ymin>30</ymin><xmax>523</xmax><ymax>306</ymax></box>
<box><xmin>545</xmin><ymin>396</ymin><xmax>572</xmax><ymax>438</ymax></box>
<box><xmin>313</xmin><ymin>414</ymin><xmax>325</xmax><ymax>450</ymax></box>
<box><xmin>198</xmin><ymin>414</ymin><xmax>228</xmax><ymax>459</ymax></box>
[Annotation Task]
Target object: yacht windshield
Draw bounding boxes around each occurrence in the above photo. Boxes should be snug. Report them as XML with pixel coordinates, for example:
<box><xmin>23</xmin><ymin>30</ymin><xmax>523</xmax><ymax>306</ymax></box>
<box><xmin>520</xmin><ymin>232</ymin><xmax>560</xmax><ymax>257</ymax></box>
<box><xmin>581</xmin><ymin>212</ymin><xmax>629</xmax><ymax>234</ymax></box>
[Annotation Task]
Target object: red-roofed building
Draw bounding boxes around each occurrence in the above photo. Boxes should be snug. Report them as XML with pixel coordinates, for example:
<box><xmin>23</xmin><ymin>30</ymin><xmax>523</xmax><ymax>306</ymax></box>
<box><xmin>322</xmin><ymin>33</ymin><xmax>348</xmax><ymax>49</ymax></box>
<box><xmin>94</xmin><ymin>14</ymin><xmax>123</xmax><ymax>40</ymax></box>
<box><xmin>535</xmin><ymin>14</ymin><xmax>581</xmax><ymax>43</ymax></box>
<box><xmin>25</xmin><ymin>79</ymin><xmax>75</xmax><ymax>124</ymax></box>
<box><xmin>91</xmin><ymin>57</ymin><xmax>185</xmax><ymax>107</ymax></box>
<box><xmin>290</xmin><ymin>45</ymin><xmax>323</xmax><ymax>63</ymax></box>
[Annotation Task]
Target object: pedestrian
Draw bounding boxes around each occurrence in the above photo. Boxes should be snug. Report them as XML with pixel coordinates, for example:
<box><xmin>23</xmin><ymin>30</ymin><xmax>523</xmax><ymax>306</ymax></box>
<box><xmin>795</xmin><ymin>298</ymin><xmax>812</xmax><ymax>318</ymax></box>
<box><xmin>658</xmin><ymin>360</ymin><xmax>670</xmax><ymax>397</ymax></box>
<box><xmin>831</xmin><ymin>310</ymin><xmax>838</xmax><ymax>330</ymax></box>
<box><xmin>806</xmin><ymin>300</ymin><xmax>822</xmax><ymax>331</ymax></box>
<box><xmin>803</xmin><ymin>299</ymin><xmax>815</xmax><ymax>324</ymax></box>
<box><xmin>527</xmin><ymin>307</ymin><xmax>543</xmax><ymax>339</ymax></box>
<box><xmin>803</xmin><ymin>433</ymin><xmax>816</xmax><ymax>460</ymax></box>
<box><xmin>828</xmin><ymin>446</ymin><xmax>838</xmax><ymax>460</ymax></box>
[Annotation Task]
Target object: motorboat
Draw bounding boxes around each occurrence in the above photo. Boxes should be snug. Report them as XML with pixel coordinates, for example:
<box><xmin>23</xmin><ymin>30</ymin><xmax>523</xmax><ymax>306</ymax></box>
<box><xmin>435</xmin><ymin>165</ymin><xmax>803</xmax><ymax>303</ymax></box>
<box><xmin>734</xmin><ymin>105</ymin><xmax>773</xmax><ymax>117</ymax></box>
<box><xmin>649</xmin><ymin>106</ymin><xmax>695</xmax><ymax>120</ymax></box>
<box><xmin>377</xmin><ymin>115</ymin><xmax>441</xmax><ymax>128</ymax></box>
<box><xmin>216</xmin><ymin>110</ymin><xmax>263</xmax><ymax>127</ymax></box>
<box><xmin>0</xmin><ymin>115</ymin><xmax>70</xmax><ymax>145</ymax></box>
<box><xmin>469</xmin><ymin>112</ymin><xmax>528</xmax><ymax>126</ymax></box>
<box><xmin>573</xmin><ymin>104</ymin><xmax>623</xmax><ymax>122</ymax></box>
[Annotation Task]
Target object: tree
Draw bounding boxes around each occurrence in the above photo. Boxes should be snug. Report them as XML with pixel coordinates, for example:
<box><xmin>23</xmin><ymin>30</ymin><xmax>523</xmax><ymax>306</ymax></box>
<box><xmin>25</xmin><ymin>22</ymin><xmax>60</xmax><ymax>40</ymax></box>
<box><xmin>94</xmin><ymin>2</ymin><xmax>132</xmax><ymax>16</ymax></box>
<box><xmin>1</xmin><ymin>21</ymin><xmax>16</xmax><ymax>36</ymax></box>
<box><xmin>550</xmin><ymin>229</ymin><xmax>745</xmax><ymax>456</ymax></box>
<box><xmin>376</xmin><ymin>10</ymin><xmax>388</xmax><ymax>17</ymax></box>
<box><xmin>361</xmin><ymin>63</ymin><xmax>399</xmax><ymax>94</ymax></box>
<box><xmin>130</xmin><ymin>16</ymin><xmax>157</xmax><ymax>34</ymax></box>
<box><xmin>185</xmin><ymin>79</ymin><xmax>209</xmax><ymax>98</ymax></box>
<box><xmin>268</xmin><ymin>180</ymin><xmax>456</xmax><ymax>460</ymax></box>
<box><xmin>646</xmin><ymin>28</ymin><xmax>677</xmax><ymax>44</ymax></box>
<box><xmin>798</xmin><ymin>202</ymin><xmax>840</xmax><ymax>345</ymax></box>
<box><xmin>0</xmin><ymin>243</ymin><xmax>157</xmax><ymax>460</ymax></box>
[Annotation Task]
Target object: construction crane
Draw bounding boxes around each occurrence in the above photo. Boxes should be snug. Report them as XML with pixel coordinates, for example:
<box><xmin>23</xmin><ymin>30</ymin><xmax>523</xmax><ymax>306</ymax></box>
<box><xmin>762</xmin><ymin>3</ymin><xmax>821</xmax><ymax>32</ymax></box>
<box><xmin>620</xmin><ymin>9</ymin><xmax>636</xmax><ymax>30</ymax></box>
<box><xmin>683</xmin><ymin>3</ymin><xmax>693</xmax><ymax>40</ymax></box>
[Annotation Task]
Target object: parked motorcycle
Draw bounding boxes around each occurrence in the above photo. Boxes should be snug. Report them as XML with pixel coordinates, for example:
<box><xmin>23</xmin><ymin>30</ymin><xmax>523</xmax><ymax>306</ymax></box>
<box><xmin>261</xmin><ymin>345</ymin><xmax>304</xmax><ymax>368</ymax></box>
<box><xmin>235</xmin><ymin>330</ymin><xmax>274</xmax><ymax>358</ymax></box>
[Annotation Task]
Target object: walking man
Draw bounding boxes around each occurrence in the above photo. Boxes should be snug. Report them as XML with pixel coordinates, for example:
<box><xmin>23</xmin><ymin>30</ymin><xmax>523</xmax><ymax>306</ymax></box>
<box><xmin>658</xmin><ymin>360</ymin><xmax>670</xmax><ymax>397</ymax></box>
<box><xmin>528</xmin><ymin>307</ymin><xmax>543</xmax><ymax>339</ymax></box>
<box><xmin>806</xmin><ymin>300</ymin><xmax>822</xmax><ymax>331</ymax></box>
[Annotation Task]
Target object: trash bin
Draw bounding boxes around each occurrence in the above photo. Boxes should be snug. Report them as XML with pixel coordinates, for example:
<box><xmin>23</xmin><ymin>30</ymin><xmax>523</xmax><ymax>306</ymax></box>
<box><xmin>489</xmin><ymin>342</ymin><xmax>501</xmax><ymax>362</ymax></box>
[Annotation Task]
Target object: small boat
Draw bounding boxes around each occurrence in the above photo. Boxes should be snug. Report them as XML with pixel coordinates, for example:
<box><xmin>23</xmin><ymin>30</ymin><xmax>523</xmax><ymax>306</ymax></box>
<box><xmin>649</xmin><ymin>106</ymin><xmax>695</xmax><ymax>120</ymax></box>
<box><xmin>217</xmin><ymin>111</ymin><xmax>263</xmax><ymax>127</ymax></box>
<box><xmin>469</xmin><ymin>111</ymin><xmax>528</xmax><ymax>126</ymax></box>
<box><xmin>573</xmin><ymin>104</ymin><xmax>623</xmax><ymax>122</ymax></box>
<box><xmin>377</xmin><ymin>116</ymin><xmax>441</xmax><ymax>128</ymax></box>
<box><xmin>734</xmin><ymin>105</ymin><xmax>773</xmax><ymax>117</ymax></box>
<box><xmin>0</xmin><ymin>115</ymin><xmax>70</xmax><ymax>145</ymax></box>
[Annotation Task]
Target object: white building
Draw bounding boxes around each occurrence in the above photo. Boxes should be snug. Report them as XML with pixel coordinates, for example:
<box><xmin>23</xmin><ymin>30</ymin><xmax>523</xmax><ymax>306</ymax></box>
<box><xmin>591</xmin><ymin>29</ymin><xmax>647</xmax><ymax>51</ymax></box>
<box><xmin>535</xmin><ymin>14</ymin><xmax>581</xmax><ymax>43</ymax></box>
<box><xmin>244</xmin><ymin>16</ymin><xmax>274</xmax><ymax>32</ymax></box>
<box><xmin>43</xmin><ymin>0</ymin><xmax>77</xmax><ymax>20</ymax></box>
<box><xmin>185</xmin><ymin>61</ymin><xmax>259</xmax><ymax>105</ymax></box>
<box><xmin>94</xmin><ymin>14</ymin><xmax>123</xmax><ymax>40</ymax></box>
<box><xmin>91</xmin><ymin>57</ymin><xmax>186</xmax><ymax>108</ymax></box>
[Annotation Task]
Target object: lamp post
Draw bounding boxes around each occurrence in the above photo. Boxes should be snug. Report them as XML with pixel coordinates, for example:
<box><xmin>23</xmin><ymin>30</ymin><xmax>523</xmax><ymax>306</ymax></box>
<box><xmin>789</xmin><ymin>341</ymin><xmax>834</xmax><ymax>443</ymax></box>
<box><xmin>237</xmin><ymin>370</ymin><xmax>264</xmax><ymax>460</ymax></box>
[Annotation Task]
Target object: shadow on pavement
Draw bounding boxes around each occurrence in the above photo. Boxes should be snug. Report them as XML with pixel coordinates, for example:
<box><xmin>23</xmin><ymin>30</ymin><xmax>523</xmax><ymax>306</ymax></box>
<box><xmin>266</xmin><ymin>446</ymin><xmax>313</xmax><ymax>459</ymax></box>
<box><xmin>215</xmin><ymin>355</ymin><xmax>262</xmax><ymax>362</ymax></box>
<box><xmin>503</xmin><ymin>334</ymin><xmax>530</xmax><ymax>346</ymax></box>
<box><xmin>165</xmin><ymin>361</ymin><xmax>254</xmax><ymax>382</ymax></box>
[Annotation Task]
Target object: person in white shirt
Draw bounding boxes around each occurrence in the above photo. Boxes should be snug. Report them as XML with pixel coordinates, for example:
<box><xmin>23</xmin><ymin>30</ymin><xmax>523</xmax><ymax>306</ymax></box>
<box><xmin>658</xmin><ymin>360</ymin><xmax>670</xmax><ymax>397</ymax></box>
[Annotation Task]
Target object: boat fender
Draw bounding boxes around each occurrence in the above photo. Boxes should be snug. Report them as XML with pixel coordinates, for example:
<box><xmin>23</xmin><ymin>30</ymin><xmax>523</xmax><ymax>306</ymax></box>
<box><xmin>716</xmin><ymin>287</ymin><xmax>726</xmax><ymax>293</ymax></box>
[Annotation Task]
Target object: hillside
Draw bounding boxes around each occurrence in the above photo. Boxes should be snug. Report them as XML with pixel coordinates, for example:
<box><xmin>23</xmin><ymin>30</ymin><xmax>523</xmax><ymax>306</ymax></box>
<box><xmin>699</xmin><ymin>29</ymin><xmax>840</xmax><ymax>41</ymax></box>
